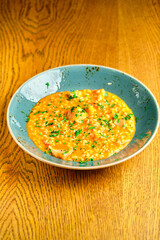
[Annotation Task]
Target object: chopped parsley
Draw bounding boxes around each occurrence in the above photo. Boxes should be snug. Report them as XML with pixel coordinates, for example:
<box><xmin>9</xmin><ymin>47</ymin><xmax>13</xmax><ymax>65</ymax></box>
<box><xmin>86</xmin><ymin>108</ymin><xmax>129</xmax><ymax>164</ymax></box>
<box><xmin>108</xmin><ymin>123</ymin><xmax>112</xmax><ymax>131</ymax></box>
<box><xmin>135</xmin><ymin>117</ymin><xmax>139</xmax><ymax>122</ymax></box>
<box><xmin>71</xmin><ymin>106</ymin><xmax>75</xmax><ymax>112</ymax></box>
<box><xmin>49</xmin><ymin>130</ymin><xmax>60</xmax><ymax>137</ymax></box>
<box><xmin>88</xmin><ymin>126</ymin><xmax>96</xmax><ymax>129</ymax></box>
<box><xmin>45</xmin><ymin>82</ymin><xmax>49</xmax><ymax>89</ymax></box>
<box><xmin>113</xmin><ymin>114</ymin><xmax>118</xmax><ymax>120</ymax></box>
<box><xmin>92</xmin><ymin>143</ymin><xmax>96</xmax><ymax>148</ymax></box>
<box><xmin>124</xmin><ymin>114</ymin><xmax>133</xmax><ymax>120</ymax></box>
<box><xmin>69</xmin><ymin>122</ymin><xmax>74</xmax><ymax>127</ymax></box>
<box><xmin>48</xmin><ymin>149</ymin><xmax>51</xmax><ymax>153</ymax></box>
<box><xmin>63</xmin><ymin>150</ymin><xmax>69</xmax><ymax>155</ymax></box>
<box><xmin>26</xmin><ymin>117</ymin><xmax>30</xmax><ymax>122</ymax></box>
<box><xmin>49</xmin><ymin>134</ymin><xmax>56</xmax><ymax>137</ymax></box>
<box><xmin>67</xmin><ymin>92</ymin><xmax>78</xmax><ymax>100</ymax></box>
<box><xmin>97</xmin><ymin>103</ymin><xmax>104</xmax><ymax>109</ymax></box>
<box><xmin>75</xmin><ymin>129</ymin><xmax>82</xmax><ymax>137</ymax></box>
<box><xmin>103</xmin><ymin>119</ymin><xmax>108</xmax><ymax>124</ymax></box>
<box><xmin>46</xmin><ymin>122</ymin><xmax>53</xmax><ymax>126</ymax></box>
<box><xmin>110</xmin><ymin>104</ymin><xmax>116</xmax><ymax>108</ymax></box>
<box><xmin>79</xmin><ymin>160</ymin><xmax>86</xmax><ymax>164</ymax></box>
<box><xmin>41</xmin><ymin>111</ymin><xmax>48</xmax><ymax>113</ymax></box>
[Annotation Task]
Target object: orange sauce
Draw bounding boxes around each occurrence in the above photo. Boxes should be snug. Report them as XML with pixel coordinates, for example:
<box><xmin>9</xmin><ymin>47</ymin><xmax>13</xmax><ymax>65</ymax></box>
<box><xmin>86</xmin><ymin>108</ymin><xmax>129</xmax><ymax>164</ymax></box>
<box><xmin>27</xmin><ymin>89</ymin><xmax>136</xmax><ymax>162</ymax></box>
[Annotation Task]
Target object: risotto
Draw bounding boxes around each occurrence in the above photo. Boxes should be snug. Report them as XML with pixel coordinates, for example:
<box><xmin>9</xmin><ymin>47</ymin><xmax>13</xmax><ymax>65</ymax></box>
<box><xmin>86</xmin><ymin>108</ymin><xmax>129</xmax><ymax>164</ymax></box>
<box><xmin>27</xmin><ymin>89</ymin><xmax>135</xmax><ymax>162</ymax></box>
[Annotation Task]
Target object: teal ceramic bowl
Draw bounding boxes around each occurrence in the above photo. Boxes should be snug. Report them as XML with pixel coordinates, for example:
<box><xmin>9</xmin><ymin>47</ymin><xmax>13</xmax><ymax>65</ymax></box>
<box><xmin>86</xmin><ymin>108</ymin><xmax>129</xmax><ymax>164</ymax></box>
<box><xmin>7</xmin><ymin>65</ymin><xmax>159</xmax><ymax>170</ymax></box>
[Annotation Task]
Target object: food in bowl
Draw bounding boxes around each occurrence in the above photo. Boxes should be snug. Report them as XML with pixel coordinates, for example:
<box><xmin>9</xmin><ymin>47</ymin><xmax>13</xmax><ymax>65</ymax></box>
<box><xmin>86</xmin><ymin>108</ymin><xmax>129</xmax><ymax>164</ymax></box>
<box><xmin>27</xmin><ymin>89</ymin><xmax>136</xmax><ymax>162</ymax></box>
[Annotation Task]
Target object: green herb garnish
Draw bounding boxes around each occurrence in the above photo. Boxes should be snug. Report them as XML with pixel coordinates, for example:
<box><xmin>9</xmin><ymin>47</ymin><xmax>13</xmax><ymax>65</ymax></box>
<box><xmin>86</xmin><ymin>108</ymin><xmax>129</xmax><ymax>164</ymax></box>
<box><xmin>49</xmin><ymin>130</ymin><xmax>60</xmax><ymax>137</ymax></box>
<box><xmin>124</xmin><ymin>114</ymin><xmax>133</xmax><ymax>120</ymax></box>
<box><xmin>67</xmin><ymin>92</ymin><xmax>78</xmax><ymax>100</ymax></box>
<box><xmin>41</xmin><ymin>111</ymin><xmax>48</xmax><ymax>113</ymax></box>
<box><xmin>108</xmin><ymin>123</ymin><xmax>112</xmax><ymax>131</ymax></box>
<box><xmin>110</xmin><ymin>104</ymin><xmax>115</xmax><ymax>108</ymax></box>
<box><xmin>92</xmin><ymin>143</ymin><xmax>96</xmax><ymax>148</ymax></box>
<box><xmin>69</xmin><ymin>122</ymin><xmax>73</xmax><ymax>127</ymax></box>
<box><xmin>26</xmin><ymin>117</ymin><xmax>30</xmax><ymax>122</ymax></box>
<box><xmin>97</xmin><ymin>103</ymin><xmax>104</xmax><ymax>109</ymax></box>
<box><xmin>88</xmin><ymin>126</ymin><xmax>96</xmax><ymax>129</ymax></box>
<box><xmin>71</xmin><ymin>106</ymin><xmax>75</xmax><ymax>112</ymax></box>
<box><xmin>75</xmin><ymin>129</ymin><xmax>82</xmax><ymax>137</ymax></box>
<box><xmin>113</xmin><ymin>114</ymin><xmax>118</xmax><ymax>120</ymax></box>
<box><xmin>46</xmin><ymin>122</ymin><xmax>53</xmax><ymax>126</ymax></box>
<box><xmin>63</xmin><ymin>150</ymin><xmax>69</xmax><ymax>155</ymax></box>
<box><xmin>45</xmin><ymin>82</ymin><xmax>49</xmax><ymax>89</ymax></box>
<box><xmin>103</xmin><ymin>119</ymin><xmax>108</xmax><ymax>124</ymax></box>
<box><xmin>135</xmin><ymin>117</ymin><xmax>139</xmax><ymax>122</ymax></box>
<box><xmin>105</xmin><ymin>100</ymin><xmax>110</xmax><ymax>105</ymax></box>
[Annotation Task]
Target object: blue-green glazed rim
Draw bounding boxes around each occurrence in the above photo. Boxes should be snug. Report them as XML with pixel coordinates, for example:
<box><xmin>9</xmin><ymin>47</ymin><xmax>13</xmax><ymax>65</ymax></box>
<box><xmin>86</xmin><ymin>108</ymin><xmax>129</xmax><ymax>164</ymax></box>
<box><xmin>7</xmin><ymin>64</ymin><xmax>160</xmax><ymax>170</ymax></box>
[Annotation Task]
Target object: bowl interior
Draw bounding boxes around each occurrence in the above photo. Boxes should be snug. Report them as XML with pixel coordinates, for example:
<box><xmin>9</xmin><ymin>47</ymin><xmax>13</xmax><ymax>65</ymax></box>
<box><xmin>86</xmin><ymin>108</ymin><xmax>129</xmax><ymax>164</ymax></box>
<box><xmin>7</xmin><ymin>65</ymin><xmax>159</xmax><ymax>169</ymax></box>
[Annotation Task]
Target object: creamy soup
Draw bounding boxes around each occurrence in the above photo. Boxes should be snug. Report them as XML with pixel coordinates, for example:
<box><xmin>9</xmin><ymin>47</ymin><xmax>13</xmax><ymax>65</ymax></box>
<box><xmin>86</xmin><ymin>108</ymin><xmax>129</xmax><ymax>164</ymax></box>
<box><xmin>27</xmin><ymin>89</ymin><xmax>135</xmax><ymax>162</ymax></box>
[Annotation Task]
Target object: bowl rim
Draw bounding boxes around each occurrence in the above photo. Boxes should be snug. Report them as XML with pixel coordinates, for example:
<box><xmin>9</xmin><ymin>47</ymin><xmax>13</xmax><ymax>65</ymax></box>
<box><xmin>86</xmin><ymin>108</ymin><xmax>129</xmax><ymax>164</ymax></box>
<box><xmin>7</xmin><ymin>64</ymin><xmax>160</xmax><ymax>170</ymax></box>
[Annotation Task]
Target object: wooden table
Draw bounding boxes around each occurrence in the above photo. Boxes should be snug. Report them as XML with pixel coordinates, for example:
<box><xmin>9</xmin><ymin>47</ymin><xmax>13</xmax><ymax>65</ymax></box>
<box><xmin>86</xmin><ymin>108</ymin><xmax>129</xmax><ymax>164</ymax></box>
<box><xmin>0</xmin><ymin>0</ymin><xmax>160</xmax><ymax>239</ymax></box>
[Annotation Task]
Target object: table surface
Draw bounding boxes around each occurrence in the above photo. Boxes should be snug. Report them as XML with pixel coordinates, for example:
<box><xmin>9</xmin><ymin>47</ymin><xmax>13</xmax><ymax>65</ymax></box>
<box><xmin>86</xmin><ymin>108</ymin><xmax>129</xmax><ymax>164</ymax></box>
<box><xmin>0</xmin><ymin>0</ymin><xmax>160</xmax><ymax>239</ymax></box>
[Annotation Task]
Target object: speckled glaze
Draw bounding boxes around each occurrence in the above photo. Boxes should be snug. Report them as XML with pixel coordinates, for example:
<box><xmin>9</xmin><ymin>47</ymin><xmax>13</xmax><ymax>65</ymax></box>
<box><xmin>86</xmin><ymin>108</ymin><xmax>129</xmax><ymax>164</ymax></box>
<box><xmin>7</xmin><ymin>65</ymin><xmax>159</xmax><ymax>170</ymax></box>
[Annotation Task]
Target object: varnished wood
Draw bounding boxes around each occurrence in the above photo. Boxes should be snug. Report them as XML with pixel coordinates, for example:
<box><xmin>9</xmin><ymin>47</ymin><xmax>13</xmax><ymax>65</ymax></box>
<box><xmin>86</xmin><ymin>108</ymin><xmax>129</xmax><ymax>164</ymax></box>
<box><xmin>0</xmin><ymin>0</ymin><xmax>160</xmax><ymax>239</ymax></box>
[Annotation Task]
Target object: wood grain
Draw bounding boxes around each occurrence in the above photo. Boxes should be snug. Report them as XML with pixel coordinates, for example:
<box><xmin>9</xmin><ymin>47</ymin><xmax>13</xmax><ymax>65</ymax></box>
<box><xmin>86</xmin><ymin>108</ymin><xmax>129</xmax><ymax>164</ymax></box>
<box><xmin>0</xmin><ymin>0</ymin><xmax>160</xmax><ymax>239</ymax></box>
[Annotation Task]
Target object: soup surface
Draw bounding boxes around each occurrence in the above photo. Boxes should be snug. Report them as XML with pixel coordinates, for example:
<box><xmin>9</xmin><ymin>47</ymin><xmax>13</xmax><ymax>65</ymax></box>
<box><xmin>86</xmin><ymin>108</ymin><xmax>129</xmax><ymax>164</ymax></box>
<box><xmin>27</xmin><ymin>89</ymin><xmax>135</xmax><ymax>162</ymax></box>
